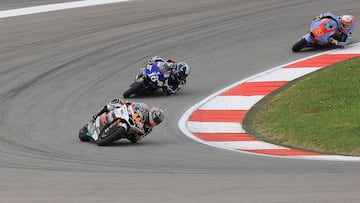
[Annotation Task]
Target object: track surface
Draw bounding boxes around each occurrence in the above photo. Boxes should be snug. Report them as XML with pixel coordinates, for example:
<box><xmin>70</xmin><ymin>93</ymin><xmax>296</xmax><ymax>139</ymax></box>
<box><xmin>0</xmin><ymin>0</ymin><xmax>359</xmax><ymax>202</ymax></box>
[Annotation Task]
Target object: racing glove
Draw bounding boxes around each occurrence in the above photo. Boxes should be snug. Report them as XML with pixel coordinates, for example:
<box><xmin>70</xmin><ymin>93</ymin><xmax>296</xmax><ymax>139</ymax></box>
<box><xmin>328</xmin><ymin>37</ymin><xmax>339</xmax><ymax>46</ymax></box>
<box><xmin>314</xmin><ymin>13</ymin><xmax>323</xmax><ymax>21</ymax></box>
<box><xmin>90</xmin><ymin>114</ymin><xmax>98</xmax><ymax>122</ymax></box>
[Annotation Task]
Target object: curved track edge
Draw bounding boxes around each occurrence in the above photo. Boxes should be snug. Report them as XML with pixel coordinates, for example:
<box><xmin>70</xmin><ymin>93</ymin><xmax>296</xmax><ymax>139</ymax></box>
<box><xmin>179</xmin><ymin>43</ymin><xmax>360</xmax><ymax>162</ymax></box>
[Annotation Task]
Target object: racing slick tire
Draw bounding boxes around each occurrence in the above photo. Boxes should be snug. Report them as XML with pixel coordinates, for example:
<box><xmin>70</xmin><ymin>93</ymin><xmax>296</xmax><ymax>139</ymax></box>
<box><xmin>292</xmin><ymin>38</ymin><xmax>307</xmax><ymax>52</ymax></box>
<box><xmin>123</xmin><ymin>82</ymin><xmax>144</xmax><ymax>98</ymax></box>
<box><xmin>79</xmin><ymin>124</ymin><xmax>90</xmax><ymax>142</ymax></box>
<box><xmin>95</xmin><ymin>126</ymin><xmax>126</xmax><ymax>146</ymax></box>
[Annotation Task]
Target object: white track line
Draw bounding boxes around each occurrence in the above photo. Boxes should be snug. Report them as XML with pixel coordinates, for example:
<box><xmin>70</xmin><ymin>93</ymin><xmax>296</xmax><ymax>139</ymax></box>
<box><xmin>0</xmin><ymin>0</ymin><xmax>131</xmax><ymax>18</ymax></box>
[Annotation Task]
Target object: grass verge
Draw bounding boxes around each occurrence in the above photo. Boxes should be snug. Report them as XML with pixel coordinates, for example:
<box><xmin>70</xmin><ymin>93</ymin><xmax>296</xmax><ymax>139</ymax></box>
<box><xmin>242</xmin><ymin>57</ymin><xmax>360</xmax><ymax>156</ymax></box>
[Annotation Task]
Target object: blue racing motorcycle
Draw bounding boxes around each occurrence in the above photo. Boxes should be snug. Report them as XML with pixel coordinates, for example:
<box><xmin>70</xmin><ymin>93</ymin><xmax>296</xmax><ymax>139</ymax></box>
<box><xmin>123</xmin><ymin>63</ymin><xmax>168</xmax><ymax>98</ymax></box>
<box><xmin>292</xmin><ymin>18</ymin><xmax>338</xmax><ymax>52</ymax></box>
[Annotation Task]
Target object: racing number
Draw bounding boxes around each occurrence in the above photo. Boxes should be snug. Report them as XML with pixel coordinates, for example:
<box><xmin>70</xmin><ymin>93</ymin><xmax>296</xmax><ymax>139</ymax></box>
<box><xmin>313</xmin><ymin>27</ymin><xmax>324</xmax><ymax>36</ymax></box>
<box><xmin>315</xmin><ymin>29</ymin><xmax>324</xmax><ymax>36</ymax></box>
<box><xmin>148</xmin><ymin>72</ymin><xmax>159</xmax><ymax>82</ymax></box>
<box><xmin>132</xmin><ymin>113</ymin><xmax>141</xmax><ymax>124</ymax></box>
<box><xmin>146</xmin><ymin>64</ymin><xmax>160</xmax><ymax>82</ymax></box>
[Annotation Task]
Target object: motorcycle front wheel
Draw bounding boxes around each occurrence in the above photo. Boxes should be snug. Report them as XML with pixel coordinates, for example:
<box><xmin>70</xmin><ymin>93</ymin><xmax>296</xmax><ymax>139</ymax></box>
<box><xmin>96</xmin><ymin>126</ymin><xmax>126</xmax><ymax>146</ymax></box>
<box><xmin>79</xmin><ymin>124</ymin><xmax>90</xmax><ymax>142</ymax></box>
<box><xmin>292</xmin><ymin>38</ymin><xmax>307</xmax><ymax>52</ymax></box>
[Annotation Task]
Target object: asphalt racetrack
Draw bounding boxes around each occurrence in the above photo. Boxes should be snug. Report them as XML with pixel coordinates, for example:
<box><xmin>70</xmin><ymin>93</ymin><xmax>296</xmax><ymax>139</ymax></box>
<box><xmin>0</xmin><ymin>0</ymin><xmax>359</xmax><ymax>202</ymax></box>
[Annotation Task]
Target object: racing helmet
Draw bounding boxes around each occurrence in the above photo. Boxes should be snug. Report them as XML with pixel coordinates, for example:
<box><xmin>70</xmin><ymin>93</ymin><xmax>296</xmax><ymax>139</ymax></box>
<box><xmin>175</xmin><ymin>62</ymin><xmax>190</xmax><ymax>80</ymax></box>
<box><xmin>339</xmin><ymin>15</ymin><xmax>353</xmax><ymax>31</ymax></box>
<box><xmin>149</xmin><ymin>107</ymin><xmax>164</xmax><ymax>127</ymax></box>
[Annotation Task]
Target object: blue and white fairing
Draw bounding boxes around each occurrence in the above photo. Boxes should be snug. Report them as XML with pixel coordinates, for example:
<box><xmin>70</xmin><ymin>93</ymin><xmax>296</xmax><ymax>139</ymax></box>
<box><xmin>143</xmin><ymin>63</ymin><xmax>168</xmax><ymax>88</ymax></box>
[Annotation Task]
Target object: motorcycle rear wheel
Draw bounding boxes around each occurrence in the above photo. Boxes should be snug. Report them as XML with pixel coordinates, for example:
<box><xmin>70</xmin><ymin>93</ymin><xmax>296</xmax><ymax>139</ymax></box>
<box><xmin>123</xmin><ymin>82</ymin><xmax>144</xmax><ymax>98</ymax></box>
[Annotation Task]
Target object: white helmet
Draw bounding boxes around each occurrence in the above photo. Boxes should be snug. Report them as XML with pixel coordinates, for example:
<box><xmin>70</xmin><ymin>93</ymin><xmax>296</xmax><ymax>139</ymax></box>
<box><xmin>339</xmin><ymin>15</ymin><xmax>354</xmax><ymax>31</ymax></box>
<box><xmin>176</xmin><ymin>62</ymin><xmax>190</xmax><ymax>80</ymax></box>
<box><xmin>148</xmin><ymin>107</ymin><xmax>164</xmax><ymax>127</ymax></box>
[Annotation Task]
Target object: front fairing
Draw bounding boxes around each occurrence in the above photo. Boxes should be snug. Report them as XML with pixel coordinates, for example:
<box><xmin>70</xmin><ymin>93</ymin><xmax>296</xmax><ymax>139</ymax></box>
<box><xmin>86</xmin><ymin>121</ymin><xmax>98</xmax><ymax>140</ymax></box>
<box><xmin>304</xmin><ymin>19</ymin><xmax>337</xmax><ymax>45</ymax></box>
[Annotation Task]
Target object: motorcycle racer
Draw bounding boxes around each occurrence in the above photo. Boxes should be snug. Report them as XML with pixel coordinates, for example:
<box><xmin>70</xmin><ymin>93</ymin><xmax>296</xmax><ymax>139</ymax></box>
<box><xmin>146</xmin><ymin>56</ymin><xmax>190</xmax><ymax>95</ymax></box>
<box><xmin>92</xmin><ymin>98</ymin><xmax>164</xmax><ymax>141</ymax></box>
<box><xmin>315</xmin><ymin>12</ymin><xmax>357</xmax><ymax>47</ymax></box>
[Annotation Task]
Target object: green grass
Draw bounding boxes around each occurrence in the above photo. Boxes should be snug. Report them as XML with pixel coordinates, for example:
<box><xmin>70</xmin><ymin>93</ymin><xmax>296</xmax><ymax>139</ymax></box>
<box><xmin>243</xmin><ymin>57</ymin><xmax>360</xmax><ymax>156</ymax></box>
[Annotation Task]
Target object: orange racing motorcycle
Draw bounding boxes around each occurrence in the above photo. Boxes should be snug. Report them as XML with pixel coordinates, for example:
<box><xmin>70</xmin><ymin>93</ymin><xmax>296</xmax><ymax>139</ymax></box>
<box><xmin>79</xmin><ymin>104</ymin><xmax>145</xmax><ymax>146</ymax></box>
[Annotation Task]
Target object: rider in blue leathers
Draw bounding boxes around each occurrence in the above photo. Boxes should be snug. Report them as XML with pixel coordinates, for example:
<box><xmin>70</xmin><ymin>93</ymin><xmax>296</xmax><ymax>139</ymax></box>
<box><xmin>146</xmin><ymin>56</ymin><xmax>190</xmax><ymax>95</ymax></box>
<box><xmin>315</xmin><ymin>13</ymin><xmax>357</xmax><ymax>47</ymax></box>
